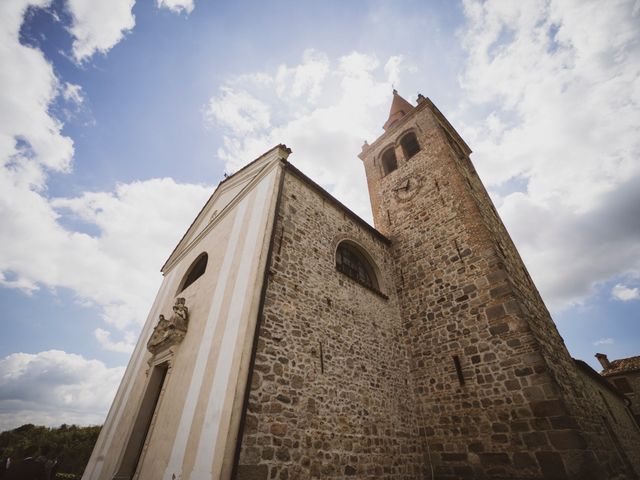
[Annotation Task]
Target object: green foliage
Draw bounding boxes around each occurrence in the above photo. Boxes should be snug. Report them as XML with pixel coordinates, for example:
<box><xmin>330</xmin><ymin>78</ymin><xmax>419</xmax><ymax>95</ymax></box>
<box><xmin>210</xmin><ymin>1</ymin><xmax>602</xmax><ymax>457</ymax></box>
<box><xmin>0</xmin><ymin>424</ymin><xmax>101</xmax><ymax>477</ymax></box>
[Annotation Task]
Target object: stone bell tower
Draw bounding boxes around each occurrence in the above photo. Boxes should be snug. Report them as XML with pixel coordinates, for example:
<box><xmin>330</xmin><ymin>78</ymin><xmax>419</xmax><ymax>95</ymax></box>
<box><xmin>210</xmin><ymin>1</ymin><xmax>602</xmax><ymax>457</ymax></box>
<box><xmin>358</xmin><ymin>91</ymin><xmax>639</xmax><ymax>479</ymax></box>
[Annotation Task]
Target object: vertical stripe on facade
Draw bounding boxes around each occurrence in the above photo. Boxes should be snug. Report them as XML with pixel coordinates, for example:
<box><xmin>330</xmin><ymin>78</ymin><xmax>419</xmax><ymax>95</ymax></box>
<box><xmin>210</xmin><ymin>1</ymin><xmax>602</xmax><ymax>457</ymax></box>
<box><xmin>163</xmin><ymin>194</ymin><xmax>251</xmax><ymax>480</ymax></box>
<box><xmin>190</xmin><ymin>170</ymin><xmax>274</xmax><ymax>478</ymax></box>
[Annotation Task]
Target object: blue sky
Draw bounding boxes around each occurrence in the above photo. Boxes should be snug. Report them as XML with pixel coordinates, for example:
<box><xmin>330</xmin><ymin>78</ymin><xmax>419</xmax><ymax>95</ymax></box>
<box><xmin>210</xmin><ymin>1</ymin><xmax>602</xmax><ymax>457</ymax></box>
<box><xmin>1</xmin><ymin>0</ymin><xmax>639</xmax><ymax>430</ymax></box>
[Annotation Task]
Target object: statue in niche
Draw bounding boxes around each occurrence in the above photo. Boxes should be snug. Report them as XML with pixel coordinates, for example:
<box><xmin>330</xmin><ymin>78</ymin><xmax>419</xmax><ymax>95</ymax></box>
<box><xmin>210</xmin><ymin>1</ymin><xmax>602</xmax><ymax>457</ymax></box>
<box><xmin>170</xmin><ymin>297</ymin><xmax>188</xmax><ymax>330</ymax></box>
<box><xmin>147</xmin><ymin>297</ymin><xmax>189</xmax><ymax>355</ymax></box>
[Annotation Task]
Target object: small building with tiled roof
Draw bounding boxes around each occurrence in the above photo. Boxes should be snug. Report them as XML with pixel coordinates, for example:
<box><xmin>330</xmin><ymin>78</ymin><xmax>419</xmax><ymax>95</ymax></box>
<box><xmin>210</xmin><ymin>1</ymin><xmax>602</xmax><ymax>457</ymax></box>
<box><xmin>597</xmin><ymin>353</ymin><xmax>640</xmax><ymax>423</ymax></box>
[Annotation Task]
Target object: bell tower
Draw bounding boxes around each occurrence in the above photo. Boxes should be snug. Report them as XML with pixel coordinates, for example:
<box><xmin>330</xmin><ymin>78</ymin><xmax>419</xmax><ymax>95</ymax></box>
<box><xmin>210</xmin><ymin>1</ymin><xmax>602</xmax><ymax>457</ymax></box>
<box><xmin>358</xmin><ymin>92</ymin><xmax>633</xmax><ymax>479</ymax></box>
<box><xmin>359</xmin><ymin>90</ymin><xmax>475</xmax><ymax>238</ymax></box>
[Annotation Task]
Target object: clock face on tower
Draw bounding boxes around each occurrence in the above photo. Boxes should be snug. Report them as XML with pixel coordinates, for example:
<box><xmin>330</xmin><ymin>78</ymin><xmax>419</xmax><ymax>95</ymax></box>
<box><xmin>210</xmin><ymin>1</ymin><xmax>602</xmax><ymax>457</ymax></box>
<box><xmin>392</xmin><ymin>176</ymin><xmax>421</xmax><ymax>202</ymax></box>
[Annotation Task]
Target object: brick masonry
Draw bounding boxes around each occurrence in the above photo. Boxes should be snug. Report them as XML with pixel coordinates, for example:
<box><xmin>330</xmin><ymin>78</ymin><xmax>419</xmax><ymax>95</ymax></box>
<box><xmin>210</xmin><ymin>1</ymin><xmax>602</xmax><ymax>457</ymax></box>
<box><xmin>234</xmin><ymin>96</ymin><xmax>640</xmax><ymax>479</ymax></box>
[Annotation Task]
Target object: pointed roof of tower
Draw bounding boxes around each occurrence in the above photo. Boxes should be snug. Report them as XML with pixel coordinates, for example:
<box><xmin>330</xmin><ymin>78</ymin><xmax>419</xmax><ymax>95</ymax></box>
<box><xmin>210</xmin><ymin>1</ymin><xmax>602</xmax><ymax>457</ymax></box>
<box><xmin>383</xmin><ymin>89</ymin><xmax>415</xmax><ymax>131</ymax></box>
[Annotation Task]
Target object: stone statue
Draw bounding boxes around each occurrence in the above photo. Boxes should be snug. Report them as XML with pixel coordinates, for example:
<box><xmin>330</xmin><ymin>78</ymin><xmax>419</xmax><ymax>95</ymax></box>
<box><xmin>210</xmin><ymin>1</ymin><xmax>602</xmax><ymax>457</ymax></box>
<box><xmin>170</xmin><ymin>297</ymin><xmax>188</xmax><ymax>331</ymax></box>
<box><xmin>147</xmin><ymin>298</ymin><xmax>189</xmax><ymax>355</ymax></box>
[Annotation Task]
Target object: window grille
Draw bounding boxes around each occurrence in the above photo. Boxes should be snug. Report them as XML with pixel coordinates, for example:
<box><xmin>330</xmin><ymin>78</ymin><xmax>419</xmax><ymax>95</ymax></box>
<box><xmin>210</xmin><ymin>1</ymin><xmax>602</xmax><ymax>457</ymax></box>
<box><xmin>336</xmin><ymin>242</ymin><xmax>379</xmax><ymax>291</ymax></box>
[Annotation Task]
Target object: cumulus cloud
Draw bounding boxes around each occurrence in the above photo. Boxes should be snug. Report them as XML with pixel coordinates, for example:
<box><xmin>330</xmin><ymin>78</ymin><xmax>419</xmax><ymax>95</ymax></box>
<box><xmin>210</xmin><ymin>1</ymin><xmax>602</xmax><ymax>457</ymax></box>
<box><xmin>66</xmin><ymin>0</ymin><xmax>196</xmax><ymax>62</ymax></box>
<box><xmin>0</xmin><ymin>0</ymin><xmax>73</xmax><ymax>175</ymax></box>
<box><xmin>157</xmin><ymin>0</ymin><xmax>195</xmax><ymax>14</ymax></box>
<box><xmin>204</xmin><ymin>87</ymin><xmax>271</xmax><ymax>135</ymax></box>
<box><xmin>47</xmin><ymin>179</ymin><xmax>211</xmax><ymax>330</ymax></box>
<box><xmin>66</xmin><ymin>0</ymin><xmax>136</xmax><ymax>62</ymax></box>
<box><xmin>94</xmin><ymin>328</ymin><xmax>135</xmax><ymax>353</ymax></box>
<box><xmin>62</xmin><ymin>82</ymin><xmax>84</xmax><ymax>106</ymax></box>
<box><xmin>206</xmin><ymin>50</ymin><xmax>397</xmax><ymax>220</ymax></box>
<box><xmin>456</xmin><ymin>0</ymin><xmax>640</xmax><ymax>309</ymax></box>
<box><xmin>0</xmin><ymin>1</ymin><xmax>216</xmax><ymax>426</ymax></box>
<box><xmin>0</xmin><ymin>3</ymin><xmax>213</xmax><ymax>344</ymax></box>
<box><xmin>1</xmin><ymin>167</ymin><xmax>211</xmax><ymax>335</ymax></box>
<box><xmin>0</xmin><ymin>350</ymin><xmax>124</xmax><ymax>431</ymax></box>
<box><xmin>383</xmin><ymin>55</ymin><xmax>404</xmax><ymax>87</ymax></box>
<box><xmin>274</xmin><ymin>49</ymin><xmax>330</xmax><ymax>103</ymax></box>
<box><xmin>0</xmin><ymin>0</ymin><xmax>69</xmax><ymax>298</ymax></box>
<box><xmin>612</xmin><ymin>283</ymin><xmax>640</xmax><ymax>302</ymax></box>
<box><xmin>498</xmin><ymin>176</ymin><xmax>640</xmax><ymax>308</ymax></box>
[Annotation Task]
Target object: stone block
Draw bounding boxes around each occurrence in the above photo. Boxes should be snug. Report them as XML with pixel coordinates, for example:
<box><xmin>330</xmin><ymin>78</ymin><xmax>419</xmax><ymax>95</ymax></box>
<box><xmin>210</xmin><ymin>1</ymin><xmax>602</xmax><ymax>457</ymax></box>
<box><xmin>550</xmin><ymin>415</ymin><xmax>579</xmax><ymax>430</ymax></box>
<box><xmin>479</xmin><ymin>453</ymin><xmax>510</xmax><ymax>466</ymax></box>
<box><xmin>275</xmin><ymin>447</ymin><xmax>290</xmax><ymax>462</ymax></box>
<box><xmin>344</xmin><ymin>465</ymin><xmax>357</xmax><ymax>475</ymax></box>
<box><xmin>489</xmin><ymin>323</ymin><xmax>509</xmax><ymax>335</ymax></box>
<box><xmin>547</xmin><ymin>430</ymin><xmax>587</xmax><ymax>450</ymax></box>
<box><xmin>486</xmin><ymin>304</ymin><xmax>506</xmax><ymax>320</ymax></box>
<box><xmin>270</xmin><ymin>423</ymin><xmax>287</xmax><ymax>436</ymax></box>
<box><xmin>442</xmin><ymin>452</ymin><xmax>467</xmax><ymax>461</ymax></box>
<box><xmin>513</xmin><ymin>452</ymin><xmax>537</xmax><ymax>469</ymax></box>
<box><xmin>535</xmin><ymin>451</ymin><xmax>568</xmax><ymax>479</ymax></box>
<box><xmin>523</xmin><ymin>432</ymin><xmax>547</xmax><ymax>448</ymax></box>
<box><xmin>505</xmin><ymin>379</ymin><xmax>521</xmax><ymax>391</ymax></box>
<box><xmin>236</xmin><ymin>465</ymin><xmax>268</xmax><ymax>480</ymax></box>
<box><xmin>530</xmin><ymin>399</ymin><xmax>565</xmax><ymax>417</ymax></box>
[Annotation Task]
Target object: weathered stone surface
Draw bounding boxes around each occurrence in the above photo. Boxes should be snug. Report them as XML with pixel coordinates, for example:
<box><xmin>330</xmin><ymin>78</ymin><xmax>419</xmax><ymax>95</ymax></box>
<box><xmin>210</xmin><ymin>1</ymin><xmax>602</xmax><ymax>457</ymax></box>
<box><xmin>236</xmin><ymin>464</ymin><xmax>268</xmax><ymax>480</ymax></box>
<box><xmin>535</xmin><ymin>451</ymin><xmax>568</xmax><ymax>479</ymax></box>
<box><xmin>233</xmin><ymin>94</ymin><xmax>640</xmax><ymax>479</ymax></box>
<box><xmin>513</xmin><ymin>452</ymin><xmax>537</xmax><ymax>469</ymax></box>
<box><xmin>547</xmin><ymin>430</ymin><xmax>587</xmax><ymax>450</ymax></box>
<box><xmin>530</xmin><ymin>399</ymin><xmax>566</xmax><ymax>418</ymax></box>
<box><xmin>479</xmin><ymin>453</ymin><xmax>510</xmax><ymax>465</ymax></box>
<box><xmin>344</xmin><ymin>465</ymin><xmax>356</xmax><ymax>475</ymax></box>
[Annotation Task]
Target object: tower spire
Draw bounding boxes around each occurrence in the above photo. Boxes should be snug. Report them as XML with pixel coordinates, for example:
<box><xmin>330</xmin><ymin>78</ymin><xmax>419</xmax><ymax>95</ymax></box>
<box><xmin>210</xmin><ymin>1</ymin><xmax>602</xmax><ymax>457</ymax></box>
<box><xmin>383</xmin><ymin>89</ymin><xmax>414</xmax><ymax>131</ymax></box>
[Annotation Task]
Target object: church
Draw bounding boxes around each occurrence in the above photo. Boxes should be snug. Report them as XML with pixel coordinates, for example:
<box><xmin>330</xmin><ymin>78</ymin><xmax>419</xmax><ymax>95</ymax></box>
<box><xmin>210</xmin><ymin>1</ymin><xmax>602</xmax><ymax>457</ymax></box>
<box><xmin>82</xmin><ymin>92</ymin><xmax>640</xmax><ymax>480</ymax></box>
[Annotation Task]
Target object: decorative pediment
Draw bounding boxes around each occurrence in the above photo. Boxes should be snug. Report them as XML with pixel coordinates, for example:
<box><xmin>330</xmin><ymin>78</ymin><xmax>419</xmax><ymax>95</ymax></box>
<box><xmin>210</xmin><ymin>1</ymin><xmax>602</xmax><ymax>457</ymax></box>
<box><xmin>147</xmin><ymin>298</ymin><xmax>189</xmax><ymax>355</ymax></box>
<box><xmin>161</xmin><ymin>144</ymin><xmax>290</xmax><ymax>274</ymax></box>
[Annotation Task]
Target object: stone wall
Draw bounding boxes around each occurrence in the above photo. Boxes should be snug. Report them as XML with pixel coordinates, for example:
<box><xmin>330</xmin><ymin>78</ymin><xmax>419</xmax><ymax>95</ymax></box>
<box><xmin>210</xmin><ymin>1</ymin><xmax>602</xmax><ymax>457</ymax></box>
<box><xmin>575</xmin><ymin>362</ymin><xmax>640</xmax><ymax>478</ymax></box>
<box><xmin>234</xmin><ymin>98</ymin><xmax>640</xmax><ymax>479</ymax></box>
<box><xmin>358</xmin><ymin>99</ymin><xmax>637</xmax><ymax>479</ymax></box>
<box><xmin>236</xmin><ymin>168</ymin><xmax>424</xmax><ymax>479</ymax></box>
<box><xmin>607</xmin><ymin>371</ymin><xmax>640</xmax><ymax>421</ymax></box>
<box><xmin>438</xmin><ymin>110</ymin><xmax>640</xmax><ymax>479</ymax></box>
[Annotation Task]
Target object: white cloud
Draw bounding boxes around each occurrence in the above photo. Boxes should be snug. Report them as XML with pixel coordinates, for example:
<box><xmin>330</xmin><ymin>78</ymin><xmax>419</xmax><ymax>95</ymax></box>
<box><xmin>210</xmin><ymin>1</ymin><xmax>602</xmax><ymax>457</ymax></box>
<box><xmin>384</xmin><ymin>55</ymin><xmax>404</xmax><ymax>87</ymax></box>
<box><xmin>207</xmin><ymin>50</ymin><xmax>396</xmax><ymax>220</ymax></box>
<box><xmin>0</xmin><ymin>2</ymin><xmax>213</xmax><ymax>351</ymax></box>
<box><xmin>0</xmin><ymin>0</ymin><xmax>73</xmax><ymax>175</ymax></box>
<box><xmin>204</xmin><ymin>87</ymin><xmax>271</xmax><ymax>135</ymax></box>
<box><xmin>274</xmin><ymin>49</ymin><xmax>330</xmax><ymax>103</ymax></box>
<box><xmin>157</xmin><ymin>0</ymin><xmax>195</xmax><ymax>14</ymax></box>
<box><xmin>94</xmin><ymin>328</ymin><xmax>135</xmax><ymax>353</ymax></box>
<box><xmin>0</xmin><ymin>350</ymin><xmax>124</xmax><ymax>430</ymax></box>
<box><xmin>457</xmin><ymin>0</ymin><xmax>640</xmax><ymax>309</ymax></box>
<box><xmin>496</xmin><ymin>178</ymin><xmax>640</xmax><ymax>308</ymax></box>
<box><xmin>46</xmin><ymin>178</ymin><xmax>212</xmax><ymax>330</ymax></box>
<box><xmin>66</xmin><ymin>0</ymin><xmax>136</xmax><ymax>62</ymax></box>
<box><xmin>4</xmin><ymin>177</ymin><xmax>211</xmax><ymax>336</ymax></box>
<box><xmin>62</xmin><ymin>82</ymin><xmax>84</xmax><ymax>106</ymax></box>
<box><xmin>612</xmin><ymin>283</ymin><xmax>640</xmax><ymax>301</ymax></box>
<box><xmin>593</xmin><ymin>338</ymin><xmax>615</xmax><ymax>346</ymax></box>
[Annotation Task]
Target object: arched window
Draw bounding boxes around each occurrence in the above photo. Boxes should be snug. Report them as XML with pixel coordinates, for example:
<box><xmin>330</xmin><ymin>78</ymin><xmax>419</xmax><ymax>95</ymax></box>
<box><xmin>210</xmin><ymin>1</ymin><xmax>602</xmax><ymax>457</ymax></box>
<box><xmin>381</xmin><ymin>148</ymin><xmax>397</xmax><ymax>176</ymax></box>
<box><xmin>178</xmin><ymin>253</ymin><xmax>208</xmax><ymax>293</ymax></box>
<box><xmin>336</xmin><ymin>241</ymin><xmax>379</xmax><ymax>291</ymax></box>
<box><xmin>400</xmin><ymin>131</ymin><xmax>420</xmax><ymax>160</ymax></box>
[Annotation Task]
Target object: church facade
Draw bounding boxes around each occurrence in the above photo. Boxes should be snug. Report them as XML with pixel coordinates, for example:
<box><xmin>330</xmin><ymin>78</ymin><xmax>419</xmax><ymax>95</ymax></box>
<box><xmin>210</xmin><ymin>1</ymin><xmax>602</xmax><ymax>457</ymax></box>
<box><xmin>83</xmin><ymin>92</ymin><xmax>640</xmax><ymax>480</ymax></box>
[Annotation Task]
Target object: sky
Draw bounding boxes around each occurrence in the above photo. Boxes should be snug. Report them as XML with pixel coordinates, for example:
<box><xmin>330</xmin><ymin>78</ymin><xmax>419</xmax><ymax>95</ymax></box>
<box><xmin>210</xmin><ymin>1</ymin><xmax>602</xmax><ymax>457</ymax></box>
<box><xmin>0</xmin><ymin>0</ymin><xmax>639</xmax><ymax>431</ymax></box>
